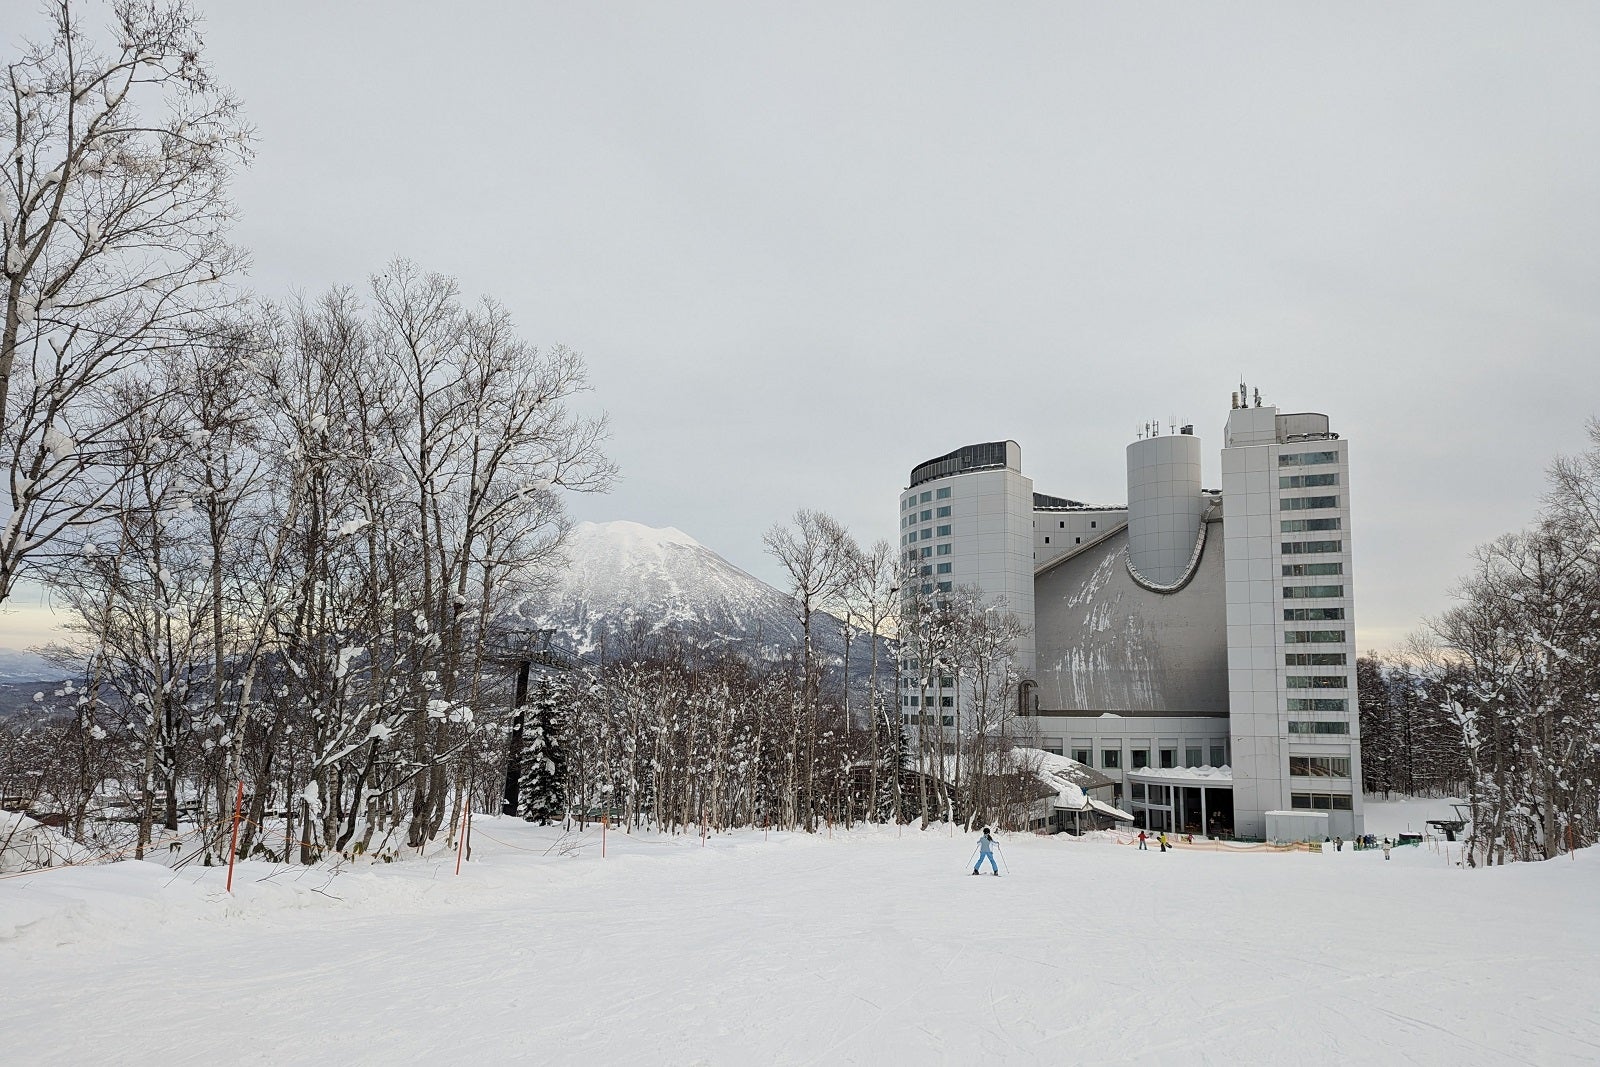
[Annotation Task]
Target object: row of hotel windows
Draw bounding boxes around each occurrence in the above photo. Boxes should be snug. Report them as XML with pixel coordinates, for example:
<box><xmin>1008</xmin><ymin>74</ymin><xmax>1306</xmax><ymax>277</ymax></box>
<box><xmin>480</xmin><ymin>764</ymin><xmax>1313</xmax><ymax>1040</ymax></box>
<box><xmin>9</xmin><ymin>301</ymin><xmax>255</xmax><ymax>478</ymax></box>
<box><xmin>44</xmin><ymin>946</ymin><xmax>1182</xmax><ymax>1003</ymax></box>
<box><xmin>903</xmin><ymin>713</ymin><xmax>955</xmax><ymax>727</ymax></box>
<box><xmin>1283</xmin><ymin>562</ymin><xmax>1341</xmax><ymax>576</ymax></box>
<box><xmin>1286</xmin><ymin>675</ymin><xmax>1346</xmax><ymax>689</ymax></box>
<box><xmin>901</xmin><ymin>505</ymin><xmax>953</xmax><ymax>527</ymax></box>
<box><xmin>904</xmin><ymin>543</ymin><xmax>955</xmax><ymax>564</ymax></box>
<box><xmin>1290</xmin><ymin>755</ymin><xmax>1351</xmax><ymax>777</ymax></box>
<box><xmin>1281</xmin><ymin>539</ymin><xmax>1341</xmax><ymax>555</ymax></box>
<box><xmin>1288</xmin><ymin>720</ymin><xmax>1350</xmax><ymax>734</ymax></box>
<box><xmin>917</xmin><ymin>562</ymin><xmax>954</xmax><ymax>576</ymax></box>
<box><xmin>1291</xmin><ymin>793</ymin><xmax>1353</xmax><ymax>810</ymax></box>
<box><xmin>902</xmin><ymin>694</ymin><xmax>954</xmax><ymax>707</ymax></box>
<box><xmin>902</xmin><ymin>524</ymin><xmax>953</xmax><ymax>545</ymax></box>
<box><xmin>1090</xmin><ymin>745</ymin><xmax>1227</xmax><ymax>770</ymax></box>
<box><xmin>1279</xmin><ymin>450</ymin><xmax>1339</xmax><ymax>467</ymax></box>
<box><xmin>1280</xmin><ymin>473</ymin><xmax>1338</xmax><ymax>489</ymax></box>
<box><xmin>1284</xmin><ymin>585</ymin><xmax>1344</xmax><ymax>598</ymax></box>
<box><xmin>1285</xmin><ymin>629</ymin><xmax>1346</xmax><ymax>643</ymax></box>
<box><xmin>1280</xmin><ymin>495</ymin><xmax>1339</xmax><ymax>511</ymax></box>
<box><xmin>902</xmin><ymin>486</ymin><xmax>953</xmax><ymax>509</ymax></box>
<box><xmin>1282</xmin><ymin>518</ymin><xmax>1341</xmax><ymax>533</ymax></box>
<box><xmin>1286</xmin><ymin>652</ymin><xmax>1346</xmax><ymax>665</ymax></box>
<box><xmin>1285</xmin><ymin>607</ymin><xmax>1344</xmax><ymax>621</ymax></box>
<box><xmin>1288</xmin><ymin>698</ymin><xmax>1349</xmax><ymax>712</ymax></box>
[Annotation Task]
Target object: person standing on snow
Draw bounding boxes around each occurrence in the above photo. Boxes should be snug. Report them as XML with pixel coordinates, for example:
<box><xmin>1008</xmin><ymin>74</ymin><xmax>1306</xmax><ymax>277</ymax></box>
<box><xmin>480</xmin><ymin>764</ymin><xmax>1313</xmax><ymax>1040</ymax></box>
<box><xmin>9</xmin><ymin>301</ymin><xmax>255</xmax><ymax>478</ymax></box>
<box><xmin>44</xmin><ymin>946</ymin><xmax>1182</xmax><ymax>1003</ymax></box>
<box><xmin>1157</xmin><ymin>831</ymin><xmax>1169</xmax><ymax>853</ymax></box>
<box><xmin>973</xmin><ymin>828</ymin><xmax>1000</xmax><ymax>876</ymax></box>
<box><xmin>1137</xmin><ymin>830</ymin><xmax>1148</xmax><ymax>850</ymax></box>
<box><xmin>1381</xmin><ymin>838</ymin><xmax>1392</xmax><ymax>861</ymax></box>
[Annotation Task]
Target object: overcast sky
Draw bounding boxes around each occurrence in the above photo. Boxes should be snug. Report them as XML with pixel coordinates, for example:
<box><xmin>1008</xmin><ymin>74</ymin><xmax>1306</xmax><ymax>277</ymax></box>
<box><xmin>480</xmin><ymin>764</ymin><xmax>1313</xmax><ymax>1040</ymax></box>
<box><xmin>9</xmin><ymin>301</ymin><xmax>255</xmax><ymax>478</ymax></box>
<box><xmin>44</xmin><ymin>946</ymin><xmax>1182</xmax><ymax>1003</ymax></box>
<box><xmin>4</xmin><ymin>1</ymin><xmax>1599</xmax><ymax>652</ymax></box>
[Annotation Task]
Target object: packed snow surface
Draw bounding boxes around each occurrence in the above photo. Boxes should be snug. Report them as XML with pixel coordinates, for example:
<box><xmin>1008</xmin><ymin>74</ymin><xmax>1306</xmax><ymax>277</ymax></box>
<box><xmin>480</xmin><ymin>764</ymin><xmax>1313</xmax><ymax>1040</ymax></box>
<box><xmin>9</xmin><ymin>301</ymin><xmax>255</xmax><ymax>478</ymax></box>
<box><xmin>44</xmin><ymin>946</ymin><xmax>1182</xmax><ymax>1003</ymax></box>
<box><xmin>2</xmin><ymin>819</ymin><xmax>1597</xmax><ymax>1065</ymax></box>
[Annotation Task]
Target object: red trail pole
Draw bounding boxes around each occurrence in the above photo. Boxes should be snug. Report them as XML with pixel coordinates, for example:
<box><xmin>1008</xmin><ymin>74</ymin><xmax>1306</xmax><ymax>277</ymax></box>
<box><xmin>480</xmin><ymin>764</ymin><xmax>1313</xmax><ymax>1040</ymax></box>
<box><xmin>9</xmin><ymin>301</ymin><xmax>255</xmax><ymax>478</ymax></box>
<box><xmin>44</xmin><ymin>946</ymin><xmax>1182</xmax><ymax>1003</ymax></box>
<box><xmin>455</xmin><ymin>804</ymin><xmax>470</xmax><ymax>876</ymax></box>
<box><xmin>225</xmin><ymin>780</ymin><xmax>244</xmax><ymax>894</ymax></box>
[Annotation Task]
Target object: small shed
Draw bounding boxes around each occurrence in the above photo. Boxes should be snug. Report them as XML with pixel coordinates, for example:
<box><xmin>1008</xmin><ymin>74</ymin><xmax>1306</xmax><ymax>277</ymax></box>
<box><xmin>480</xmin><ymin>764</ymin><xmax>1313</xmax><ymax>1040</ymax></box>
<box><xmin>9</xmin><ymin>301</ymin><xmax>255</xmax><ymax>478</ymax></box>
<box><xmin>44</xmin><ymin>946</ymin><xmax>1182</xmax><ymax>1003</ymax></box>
<box><xmin>1265</xmin><ymin>810</ymin><xmax>1329</xmax><ymax>844</ymax></box>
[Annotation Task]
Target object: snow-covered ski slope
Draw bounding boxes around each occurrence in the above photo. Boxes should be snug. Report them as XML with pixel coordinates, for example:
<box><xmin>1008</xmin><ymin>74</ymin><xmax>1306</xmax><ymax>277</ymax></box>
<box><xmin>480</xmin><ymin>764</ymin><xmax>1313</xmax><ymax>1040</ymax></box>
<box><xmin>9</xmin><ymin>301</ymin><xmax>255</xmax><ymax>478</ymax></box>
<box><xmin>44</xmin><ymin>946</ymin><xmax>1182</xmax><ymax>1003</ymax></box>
<box><xmin>3</xmin><ymin>818</ymin><xmax>1596</xmax><ymax>1065</ymax></box>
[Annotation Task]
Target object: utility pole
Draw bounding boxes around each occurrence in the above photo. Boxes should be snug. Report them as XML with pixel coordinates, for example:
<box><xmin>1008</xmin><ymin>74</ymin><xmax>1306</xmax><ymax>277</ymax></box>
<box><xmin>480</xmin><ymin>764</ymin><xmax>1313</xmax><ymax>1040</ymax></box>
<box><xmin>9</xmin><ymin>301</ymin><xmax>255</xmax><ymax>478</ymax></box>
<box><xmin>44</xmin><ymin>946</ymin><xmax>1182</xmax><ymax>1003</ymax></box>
<box><xmin>501</xmin><ymin>658</ymin><xmax>532</xmax><ymax>815</ymax></box>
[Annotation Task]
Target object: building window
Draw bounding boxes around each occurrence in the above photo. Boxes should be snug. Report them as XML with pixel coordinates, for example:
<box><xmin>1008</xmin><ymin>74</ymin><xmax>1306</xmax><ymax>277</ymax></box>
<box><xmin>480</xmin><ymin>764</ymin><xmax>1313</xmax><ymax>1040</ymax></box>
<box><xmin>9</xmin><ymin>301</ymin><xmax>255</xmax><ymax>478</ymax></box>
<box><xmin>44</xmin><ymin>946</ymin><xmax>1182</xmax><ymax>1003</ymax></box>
<box><xmin>1044</xmin><ymin>536</ymin><xmax>1050</xmax><ymax>544</ymax></box>
<box><xmin>937</xmin><ymin>505</ymin><xmax>951</xmax><ymax>518</ymax></box>
<box><xmin>1102</xmin><ymin>750</ymin><xmax>1121</xmax><ymax>770</ymax></box>
<box><xmin>1281</xmin><ymin>540</ymin><xmax>1342</xmax><ymax>555</ymax></box>
<box><xmin>920</xmin><ymin>491</ymin><xmax>932</xmax><ymax>503</ymax></box>
<box><xmin>936</xmin><ymin>525</ymin><xmax>951</xmax><ymax>537</ymax></box>
<box><xmin>920</xmin><ymin>509</ymin><xmax>932</xmax><ymax>522</ymax></box>
<box><xmin>1280</xmin><ymin>495</ymin><xmax>1340</xmax><ymax>511</ymax></box>
<box><xmin>1286</xmin><ymin>675</ymin><xmax>1346</xmax><ymax>689</ymax></box>
<box><xmin>1286</xmin><ymin>652</ymin><xmax>1347</xmax><ymax>666</ymax></box>
<box><xmin>1090</xmin><ymin>521</ymin><xmax>1097</xmax><ymax>528</ymax></box>
<box><xmin>1281</xmin><ymin>473</ymin><xmax>1339</xmax><ymax>489</ymax></box>
<box><xmin>1289</xmin><ymin>756</ymin><xmax>1352</xmax><ymax>778</ymax></box>
<box><xmin>920</xmin><ymin>547</ymin><xmax>932</xmax><ymax>559</ymax></box>
<box><xmin>921</xmin><ymin>583</ymin><xmax>932</xmax><ymax>594</ymax></box>
<box><xmin>919</xmin><ymin>529</ymin><xmax>932</xmax><ymax>541</ymax></box>
<box><xmin>1159</xmin><ymin>748</ymin><xmax>1176</xmax><ymax>769</ymax></box>
<box><xmin>1131</xmin><ymin>783</ymin><xmax>1147</xmax><ymax>801</ymax></box>
<box><xmin>1284</xmin><ymin>629</ymin><xmax>1346</xmax><ymax>644</ymax></box>
<box><xmin>1285</xmin><ymin>607</ymin><xmax>1345</xmax><ymax>621</ymax></box>
<box><xmin>1288</xmin><ymin>721</ymin><xmax>1350</xmax><ymax>734</ymax></box>
<box><xmin>1210</xmin><ymin>744</ymin><xmax>1225</xmax><ymax>767</ymax></box>
<box><xmin>1072</xmin><ymin>748</ymin><xmax>1091</xmax><ymax>765</ymax></box>
<box><xmin>1283</xmin><ymin>585</ymin><xmax>1345</xmax><ymax>599</ymax></box>
<box><xmin>1075</xmin><ymin>537</ymin><xmax>1081</xmax><ymax>544</ymax></box>
<box><xmin>908</xmin><ymin>695</ymin><xmax>919</xmax><ymax>707</ymax></box>
<box><xmin>1288</xmin><ymin>697</ymin><xmax>1349</xmax><ymax>712</ymax></box>
<box><xmin>940</xmin><ymin>696</ymin><xmax>953</xmax><ymax>708</ymax></box>
<box><xmin>936</xmin><ymin>562</ymin><xmax>951</xmax><ymax>574</ymax></box>
<box><xmin>936</xmin><ymin>487</ymin><xmax>950</xmax><ymax>499</ymax></box>
<box><xmin>1186</xmin><ymin>746</ymin><xmax>1202</xmax><ymax>767</ymax></box>
<box><xmin>936</xmin><ymin>581</ymin><xmax>952</xmax><ymax>592</ymax></box>
<box><xmin>1283</xmin><ymin>562</ymin><xmax>1342</xmax><ymax>577</ymax></box>
<box><xmin>1279</xmin><ymin>450</ymin><xmax>1339</xmax><ymax>467</ymax></box>
<box><xmin>1131</xmin><ymin>749</ymin><xmax>1149</xmax><ymax>769</ymax></box>
<box><xmin>1291</xmin><ymin>793</ymin><xmax>1353</xmax><ymax>810</ymax></box>
<box><xmin>936</xmin><ymin>543</ymin><xmax>951</xmax><ymax>556</ymax></box>
<box><xmin>920</xmin><ymin>565</ymin><xmax>932</xmax><ymax>576</ymax></box>
<box><xmin>1281</xmin><ymin>518</ymin><xmax>1342</xmax><ymax>533</ymax></box>
<box><xmin>1059</xmin><ymin>521</ymin><xmax>1065</xmax><ymax>528</ymax></box>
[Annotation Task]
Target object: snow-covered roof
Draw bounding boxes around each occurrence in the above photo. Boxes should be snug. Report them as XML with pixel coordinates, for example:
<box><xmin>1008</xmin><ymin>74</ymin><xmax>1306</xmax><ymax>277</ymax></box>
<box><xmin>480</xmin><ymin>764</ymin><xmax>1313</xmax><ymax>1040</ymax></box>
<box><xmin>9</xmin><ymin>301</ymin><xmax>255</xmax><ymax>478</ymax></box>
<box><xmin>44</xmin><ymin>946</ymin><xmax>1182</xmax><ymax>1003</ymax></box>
<box><xmin>1011</xmin><ymin>747</ymin><xmax>1115</xmax><ymax>811</ymax></box>
<box><xmin>1087</xmin><ymin>798</ymin><xmax>1134</xmax><ymax>822</ymax></box>
<box><xmin>1127</xmin><ymin>765</ymin><xmax>1233</xmax><ymax>785</ymax></box>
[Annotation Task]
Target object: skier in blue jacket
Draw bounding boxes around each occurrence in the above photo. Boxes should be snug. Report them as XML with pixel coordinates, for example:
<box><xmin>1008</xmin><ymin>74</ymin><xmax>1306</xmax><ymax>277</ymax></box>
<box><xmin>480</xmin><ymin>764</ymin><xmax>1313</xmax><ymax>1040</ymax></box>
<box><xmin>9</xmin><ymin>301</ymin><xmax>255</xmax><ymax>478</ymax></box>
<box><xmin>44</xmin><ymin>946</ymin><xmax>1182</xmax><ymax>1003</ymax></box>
<box><xmin>972</xmin><ymin>828</ymin><xmax>999</xmax><ymax>876</ymax></box>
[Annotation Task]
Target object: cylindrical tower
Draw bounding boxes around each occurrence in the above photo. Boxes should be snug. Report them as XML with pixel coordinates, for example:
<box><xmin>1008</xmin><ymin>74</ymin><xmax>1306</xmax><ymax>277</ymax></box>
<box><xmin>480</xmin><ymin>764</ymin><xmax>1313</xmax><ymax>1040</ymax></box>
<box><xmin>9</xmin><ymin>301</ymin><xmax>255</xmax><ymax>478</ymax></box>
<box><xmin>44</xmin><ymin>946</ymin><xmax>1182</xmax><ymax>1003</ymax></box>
<box><xmin>1126</xmin><ymin>432</ymin><xmax>1204</xmax><ymax>585</ymax></box>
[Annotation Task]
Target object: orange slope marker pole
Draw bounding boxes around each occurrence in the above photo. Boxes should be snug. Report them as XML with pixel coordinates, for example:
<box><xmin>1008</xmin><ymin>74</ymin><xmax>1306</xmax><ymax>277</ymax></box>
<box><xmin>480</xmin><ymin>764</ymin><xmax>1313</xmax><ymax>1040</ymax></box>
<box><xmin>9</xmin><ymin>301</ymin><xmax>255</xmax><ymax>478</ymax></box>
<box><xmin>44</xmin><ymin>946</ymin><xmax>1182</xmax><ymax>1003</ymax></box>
<box><xmin>225</xmin><ymin>780</ymin><xmax>244</xmax><ymax>894</ymax></box>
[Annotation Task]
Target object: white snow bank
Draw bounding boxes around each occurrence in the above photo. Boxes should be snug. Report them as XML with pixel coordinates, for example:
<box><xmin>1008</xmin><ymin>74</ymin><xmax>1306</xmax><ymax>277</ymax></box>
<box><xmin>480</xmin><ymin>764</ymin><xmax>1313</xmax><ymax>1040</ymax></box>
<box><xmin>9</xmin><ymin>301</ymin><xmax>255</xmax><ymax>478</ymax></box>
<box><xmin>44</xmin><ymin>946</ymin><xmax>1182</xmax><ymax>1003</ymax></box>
<box><xmin>1</xmin><ymin>819</ymin><xmax>1597</xmax><ymax>1065</ymax></box>
<box><xmin>0</xmin><ymin>811</ymin><xmax>96</xmax><ymax>874</ymax></box>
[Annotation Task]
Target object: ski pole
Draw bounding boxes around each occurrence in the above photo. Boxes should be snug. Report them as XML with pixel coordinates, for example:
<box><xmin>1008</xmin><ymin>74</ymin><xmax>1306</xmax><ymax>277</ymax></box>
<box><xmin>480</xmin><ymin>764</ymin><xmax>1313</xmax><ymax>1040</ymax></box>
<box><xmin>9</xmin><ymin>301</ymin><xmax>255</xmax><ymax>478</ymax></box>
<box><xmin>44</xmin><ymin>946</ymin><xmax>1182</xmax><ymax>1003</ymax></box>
<box><xmin>994</xmin><ymin>840</ymin><xmax>1011</xmax><ymax>874</ymax></box>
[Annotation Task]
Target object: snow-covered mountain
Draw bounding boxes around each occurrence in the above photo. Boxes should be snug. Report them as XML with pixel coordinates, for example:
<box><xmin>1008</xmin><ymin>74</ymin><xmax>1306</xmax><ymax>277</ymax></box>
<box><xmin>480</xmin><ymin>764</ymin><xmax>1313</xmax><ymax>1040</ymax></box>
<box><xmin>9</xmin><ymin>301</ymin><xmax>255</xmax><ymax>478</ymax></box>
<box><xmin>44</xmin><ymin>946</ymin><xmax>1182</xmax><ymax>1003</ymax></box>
<box><xmin>531</xmin><ymin>520</ymin><xmax>884</xmax><ymax>670</ymax></box>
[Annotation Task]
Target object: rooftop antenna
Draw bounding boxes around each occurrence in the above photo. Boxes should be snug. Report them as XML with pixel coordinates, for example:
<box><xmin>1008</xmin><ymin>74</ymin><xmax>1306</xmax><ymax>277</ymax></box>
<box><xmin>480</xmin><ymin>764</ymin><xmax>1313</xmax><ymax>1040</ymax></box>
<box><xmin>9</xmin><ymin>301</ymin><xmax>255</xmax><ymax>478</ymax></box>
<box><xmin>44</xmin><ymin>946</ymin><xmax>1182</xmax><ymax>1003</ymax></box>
<box><xmin>1253</xmin><ymin>387</ymin><xmax>1262</xmax><ymax>408</ymax></box>
<box><xmin>1169</xmin><ymin>415</ymin><xmax>1177</xmax><ymax>436</ymax></box>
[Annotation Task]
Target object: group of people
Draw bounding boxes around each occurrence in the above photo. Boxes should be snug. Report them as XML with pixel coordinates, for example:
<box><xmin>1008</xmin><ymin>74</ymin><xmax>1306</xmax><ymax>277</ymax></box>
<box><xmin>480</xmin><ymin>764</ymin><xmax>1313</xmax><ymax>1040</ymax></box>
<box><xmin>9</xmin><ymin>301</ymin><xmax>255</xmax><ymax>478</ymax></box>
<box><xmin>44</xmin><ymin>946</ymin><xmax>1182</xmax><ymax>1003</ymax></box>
<box><xmin>1331</xmin><ymin>834</ymin><xmax>1392</xmax><ymax>858</ymax></box>
<box><xmin>1135</xmin><ymin>830</ymin><xmax>1175</xmax><ymax>852</ymax></box>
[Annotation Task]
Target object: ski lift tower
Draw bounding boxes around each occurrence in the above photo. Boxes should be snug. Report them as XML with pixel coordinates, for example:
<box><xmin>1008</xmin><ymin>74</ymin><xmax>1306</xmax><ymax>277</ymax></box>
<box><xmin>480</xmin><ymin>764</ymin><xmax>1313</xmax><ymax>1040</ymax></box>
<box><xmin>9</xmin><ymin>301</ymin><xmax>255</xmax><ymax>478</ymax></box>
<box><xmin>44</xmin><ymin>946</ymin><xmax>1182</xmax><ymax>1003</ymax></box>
<box><xmin>482</xmin><ymin>628</ymin><xmax>582</xmax><ymax>816</ymax></box>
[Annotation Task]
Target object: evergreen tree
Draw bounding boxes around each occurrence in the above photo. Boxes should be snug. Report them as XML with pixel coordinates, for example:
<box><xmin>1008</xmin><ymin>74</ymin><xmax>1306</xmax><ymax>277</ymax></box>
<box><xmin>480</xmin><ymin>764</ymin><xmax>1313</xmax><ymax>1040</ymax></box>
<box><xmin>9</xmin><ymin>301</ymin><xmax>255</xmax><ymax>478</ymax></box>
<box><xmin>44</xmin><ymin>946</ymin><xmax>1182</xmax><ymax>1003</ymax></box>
<box><xmin>520</xmin><ymin>678</ymin><xmax>569</xmax><ymax>824</ymax></box>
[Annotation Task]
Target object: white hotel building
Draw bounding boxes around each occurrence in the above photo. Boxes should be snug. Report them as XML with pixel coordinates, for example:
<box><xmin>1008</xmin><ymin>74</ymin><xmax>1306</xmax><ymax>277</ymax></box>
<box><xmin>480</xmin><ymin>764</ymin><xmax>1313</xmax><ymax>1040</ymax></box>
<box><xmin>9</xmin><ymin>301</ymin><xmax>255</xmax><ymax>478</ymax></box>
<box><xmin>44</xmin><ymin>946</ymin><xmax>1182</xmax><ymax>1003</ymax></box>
<box><xmin>898</xmin><ymin>391</ymin><xmax>1362</xmax><ymax>840</ymax></box>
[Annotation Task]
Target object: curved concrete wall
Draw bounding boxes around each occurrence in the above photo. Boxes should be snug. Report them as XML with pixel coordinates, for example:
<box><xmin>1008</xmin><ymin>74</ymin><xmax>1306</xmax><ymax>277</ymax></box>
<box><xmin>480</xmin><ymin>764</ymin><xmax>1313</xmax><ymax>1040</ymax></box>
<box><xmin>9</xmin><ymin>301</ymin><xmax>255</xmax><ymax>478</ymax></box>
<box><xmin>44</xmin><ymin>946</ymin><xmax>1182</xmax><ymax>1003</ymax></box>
<box><xmin>1126</xmin><ymin>434</ymin><xmax>1204</xmax><ymax>586</ymax></box>
<box><xmin>1032</xmin><ymin>524</ymin><xmax>1228</xmax><ymax>713</ymax></box>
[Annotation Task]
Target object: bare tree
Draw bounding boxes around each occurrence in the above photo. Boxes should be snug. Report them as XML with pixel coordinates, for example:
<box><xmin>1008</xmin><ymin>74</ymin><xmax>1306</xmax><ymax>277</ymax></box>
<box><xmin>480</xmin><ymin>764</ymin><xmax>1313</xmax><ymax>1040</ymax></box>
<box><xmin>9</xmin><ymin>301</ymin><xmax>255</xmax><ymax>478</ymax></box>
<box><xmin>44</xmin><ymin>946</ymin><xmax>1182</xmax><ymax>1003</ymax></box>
<box><xmin>1</xmin><ymin>0</ymin><xmax>251</xmax><ymax>604</ymax></box>
<box><xmin>763</xmin><ymin>508</ymin><xmax>850</xmax><ymax>829</ymax></box>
